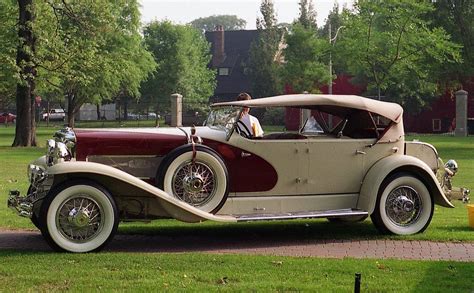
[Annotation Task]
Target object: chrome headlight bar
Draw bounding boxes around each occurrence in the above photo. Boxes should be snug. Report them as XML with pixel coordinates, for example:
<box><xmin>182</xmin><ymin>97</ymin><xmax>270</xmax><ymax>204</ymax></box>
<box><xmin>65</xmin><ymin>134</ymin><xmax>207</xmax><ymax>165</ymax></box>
<box><xmin>27</xmin><ymin>164</ymin><xmax>46</xmax><ymax>185</ymax></box>
<box><xmin>46</xmin><ymin>139</ymin><xmax>73</xmax><ymax>166</ymax></box>
<box><xmin>46</xmin><ymin>128</ymin><xmax>76</xmax><ymax>166</ymax></box>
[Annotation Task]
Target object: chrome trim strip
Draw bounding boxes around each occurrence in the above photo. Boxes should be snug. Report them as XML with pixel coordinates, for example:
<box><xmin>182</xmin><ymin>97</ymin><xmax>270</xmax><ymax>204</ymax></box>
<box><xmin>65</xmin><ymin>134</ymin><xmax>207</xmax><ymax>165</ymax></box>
<box><xmin>235</xmin><ymin>209</ymin><xmax>368</xmax><ymax>222</ymax></box>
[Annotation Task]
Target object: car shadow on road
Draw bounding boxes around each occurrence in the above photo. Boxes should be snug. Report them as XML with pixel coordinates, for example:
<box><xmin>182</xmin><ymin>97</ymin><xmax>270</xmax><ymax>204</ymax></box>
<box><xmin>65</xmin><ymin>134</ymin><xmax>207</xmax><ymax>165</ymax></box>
<box><xmin>0</xmin><ymin>219</ymin><xmax>386</xmax><ymax>253</ymax></box>
<box><xmin>108</xmin><ymin>219</ymin><xmax>386</xmax><ymax>253</ymax></box>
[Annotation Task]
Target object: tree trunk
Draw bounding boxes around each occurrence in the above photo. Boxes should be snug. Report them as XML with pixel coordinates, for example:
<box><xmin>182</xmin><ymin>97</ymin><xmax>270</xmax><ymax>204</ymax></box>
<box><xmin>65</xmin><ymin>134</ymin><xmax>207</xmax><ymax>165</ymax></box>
<box><xmin>67</xmin><ymin>93</ymin><xmax>75</xmax><ymax>128</ymax></box>
<box><xmin>12</xmin><ymin>0</ymin><xmax>37</xmax><ymax>147</ymax></box>
<box><xmin>96</xmin><ymin>104</ymin><xmax>101</xmax><ymax>120</ymax></box>
<box><xmin>123</xmin><ymin>97</ymin><xmax>128</xmax><ymax>121</ymax></box>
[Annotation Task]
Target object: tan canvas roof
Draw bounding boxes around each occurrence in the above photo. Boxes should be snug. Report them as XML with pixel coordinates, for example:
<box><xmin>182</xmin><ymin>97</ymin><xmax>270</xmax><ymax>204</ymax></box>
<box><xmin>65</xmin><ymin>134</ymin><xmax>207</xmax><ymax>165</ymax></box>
<box><xmin>212</xmin><ymin>94</ymin><xmax>404</xmax><ymax>123</ymax></box>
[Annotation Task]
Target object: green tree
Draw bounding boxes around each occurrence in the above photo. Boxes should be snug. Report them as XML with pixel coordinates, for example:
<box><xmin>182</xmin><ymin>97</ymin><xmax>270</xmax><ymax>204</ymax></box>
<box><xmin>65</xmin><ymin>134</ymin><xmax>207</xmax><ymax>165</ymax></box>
<box><xmin>141</xmin><ymin>21</ymin><xmax>216</xmax><ymax>115</ymax></box>
<box><xmin>295</xmin><ymin>0</ymin><xmax>317</xmax><ymax>30</ymax></box>
<box><xmin>36</xmin><ymin>0</ymin><xmax>155</xmax><ymax>127</ymax></box>
<box><xmin>13</xmin><ymin>0</ymin><xmax>37</xmax><ymax>146</ymax></box>
<box><xmin>256</xmin><ymin>0</ymin><xmax>277</xmax><ymax>29</ymax></box>
<box><xmin>0</xmin><ymin>1</ymin><xmax>18</xmax><ymax>112</ymax></box>
<box><xmin>337</xmin><ymin>0</ymin><xmax>461</xmax><ymax>111</ymax></box>
<box><xmin>280</xmin><ymin>24</ymin><xmax>330</xmax><ymax>93</ymax></box>
<box><xmin>3</xmin><ymin>0</ymin><xmax>155</xmax><ymax>144</ymax></box>
<box><xmin>190</xmin><ymin>15</ymin><xmax>246</xmax><ymax>32</ymax></box>
<box><xmin>245</xmin><ymin>0</ymin><xmax>281</xmax><ymax>99</ymax></box>
<box><xmin>430</xmin><ymin>0</ymin><xmax>474</xmax><ymax>84</ymax></box>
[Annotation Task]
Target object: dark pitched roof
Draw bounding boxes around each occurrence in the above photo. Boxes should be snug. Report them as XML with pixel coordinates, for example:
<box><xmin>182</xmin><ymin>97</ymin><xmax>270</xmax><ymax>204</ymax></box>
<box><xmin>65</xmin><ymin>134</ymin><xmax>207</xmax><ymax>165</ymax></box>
<box><xmin>205</xmin><ymin>30</ymin><xmax>259</xmax><ymax>101</ymax></box>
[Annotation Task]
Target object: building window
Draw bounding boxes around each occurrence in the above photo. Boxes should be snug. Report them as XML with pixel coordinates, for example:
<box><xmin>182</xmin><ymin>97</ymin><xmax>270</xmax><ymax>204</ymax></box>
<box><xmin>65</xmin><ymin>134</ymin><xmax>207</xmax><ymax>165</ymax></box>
<box><xmin>432</xmin><ymin>119</ymin><xmax>441</xmax><ymax>132</ymax></box>
<box><xmin>218</xmin><ymin>68</ymin><xmax>229</xmax><ymax>76</ymax></box>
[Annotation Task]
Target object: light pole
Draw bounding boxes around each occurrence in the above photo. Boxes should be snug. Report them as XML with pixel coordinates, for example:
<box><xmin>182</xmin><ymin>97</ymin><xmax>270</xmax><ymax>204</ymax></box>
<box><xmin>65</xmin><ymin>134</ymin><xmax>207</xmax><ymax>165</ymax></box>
<box><xmin>328</xmin><ymin>22</ymin><xmax>345</xmax><ymax>128</ymax></box>
<box><xmin>328</xmin><ymin>23</ymin><xmax>345</xmax><ymax>94</ymax></box>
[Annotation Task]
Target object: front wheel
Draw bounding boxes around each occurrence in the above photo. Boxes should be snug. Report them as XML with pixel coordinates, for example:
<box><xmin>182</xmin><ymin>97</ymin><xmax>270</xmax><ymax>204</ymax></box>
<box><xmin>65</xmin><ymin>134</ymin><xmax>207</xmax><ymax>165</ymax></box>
<box><xmin>371</xmin><ymin>173</ymin><xmax>433</xmax><ymax>235</ymax></box>
<box><xmin>39</xmin><ymin>181</ymin><xmax>118</xmax><ymax>253</ymax></box>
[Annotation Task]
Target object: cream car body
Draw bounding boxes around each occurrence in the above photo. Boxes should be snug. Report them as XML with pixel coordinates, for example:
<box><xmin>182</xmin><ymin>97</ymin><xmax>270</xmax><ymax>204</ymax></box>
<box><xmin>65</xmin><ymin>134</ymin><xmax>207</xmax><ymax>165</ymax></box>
<box><xmin>8</xmin><ymin>94</ymin><xmax>453</xmax><ymax>253</ymax></box>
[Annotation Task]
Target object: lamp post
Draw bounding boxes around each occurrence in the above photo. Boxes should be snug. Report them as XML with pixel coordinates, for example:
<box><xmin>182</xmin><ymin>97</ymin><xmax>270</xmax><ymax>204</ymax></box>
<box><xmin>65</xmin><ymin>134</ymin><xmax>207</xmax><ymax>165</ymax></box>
<box><xmin>328</xmin><ymin>22</ymin><xmax>345</xmax><ymax>128</ymax></box>
<box><xmin>328</xmin><ymin>23</ymin><xmax>345</xmax><ymax>94</ymax></box>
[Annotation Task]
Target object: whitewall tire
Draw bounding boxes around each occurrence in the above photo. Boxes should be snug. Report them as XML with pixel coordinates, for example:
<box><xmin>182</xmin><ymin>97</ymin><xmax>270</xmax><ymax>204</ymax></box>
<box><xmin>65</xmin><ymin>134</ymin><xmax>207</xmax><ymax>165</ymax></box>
<box><xmin>40</xmin><ymin>181</ymin><xmax>118</xmax><ymax>253</ymax></box>
<box><xmin>158</xmin><ymin>145</ymin><xmax>229</xmax><ymax>214</ymax></box>
<box><xmin>371</xmin><ymin>173</ymin><xmax>433</xmax><ymax>235</ymax></box>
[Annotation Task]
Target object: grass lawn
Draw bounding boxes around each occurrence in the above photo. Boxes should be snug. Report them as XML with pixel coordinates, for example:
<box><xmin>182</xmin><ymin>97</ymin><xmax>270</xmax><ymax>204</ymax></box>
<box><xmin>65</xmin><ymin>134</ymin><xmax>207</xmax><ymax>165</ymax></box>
<box><xmin>0</xmin><ymin>251</ymin><xmax>473</xmax><ymax>292</ymax></box>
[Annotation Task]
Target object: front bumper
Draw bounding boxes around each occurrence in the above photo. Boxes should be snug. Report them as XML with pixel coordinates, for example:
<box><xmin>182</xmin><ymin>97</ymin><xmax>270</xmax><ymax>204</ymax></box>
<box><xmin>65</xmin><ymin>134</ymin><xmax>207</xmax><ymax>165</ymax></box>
<box><xmin>7</xmin><ymin>190</ymin><xmax>33</xmax><ymax>218</ymax></box>
<box><xmin>7</xmin><ymin>160</ymin><xmax>52</xmax><ymax>219</ymax></box>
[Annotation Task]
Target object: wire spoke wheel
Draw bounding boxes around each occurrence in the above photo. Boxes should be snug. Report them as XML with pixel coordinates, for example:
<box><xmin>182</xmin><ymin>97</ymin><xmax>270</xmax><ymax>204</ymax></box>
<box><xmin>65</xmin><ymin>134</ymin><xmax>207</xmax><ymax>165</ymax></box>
<box><xmin>40</xmin><ymin>181</ymin><xmax>119</xmax><ymax>253</ymax></box>
<box><xmin>159</xmin><ymin>145</ymin><xmax>229</xmax><ymax>214</ymax></box>
<box><xmin>56</xmin><ymin>195</ymin><xmax>104</xmax><ymax>243</ymax></box>
<box><xmin>172</xmin><ymin>160</ymin><xmax>217</xmax><ymax>207</ymax></box>
<box><xmin>371</xmin><ymin>173</ymin><xmax>433</xmax><ymax>235</ymax></box>
<box><xmin>385</xmin><ymin>186</ymin><xmax>422</xmax><ymax>227</ymax></box>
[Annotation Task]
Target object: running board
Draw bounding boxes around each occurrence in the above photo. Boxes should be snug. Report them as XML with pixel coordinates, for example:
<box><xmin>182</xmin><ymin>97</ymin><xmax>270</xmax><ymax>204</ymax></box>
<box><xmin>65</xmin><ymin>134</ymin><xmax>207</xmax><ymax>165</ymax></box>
<box><xmin>234</xmin><ymin>209</ymin><xmax>368</xmax><ymax>222</ymax></box>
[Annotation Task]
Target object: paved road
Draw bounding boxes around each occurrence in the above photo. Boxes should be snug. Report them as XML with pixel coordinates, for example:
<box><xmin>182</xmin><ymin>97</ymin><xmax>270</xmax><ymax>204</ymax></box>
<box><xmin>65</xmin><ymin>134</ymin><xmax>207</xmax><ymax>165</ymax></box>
<box><xmin>1</xmin><ymin>229</ymin><xmax>473</xmax><ymax>261</ymax></box>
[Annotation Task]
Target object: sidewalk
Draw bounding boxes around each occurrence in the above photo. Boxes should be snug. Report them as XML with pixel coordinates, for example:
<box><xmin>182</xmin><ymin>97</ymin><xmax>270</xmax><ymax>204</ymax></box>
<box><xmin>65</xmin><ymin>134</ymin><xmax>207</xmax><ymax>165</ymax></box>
<box><xmin>1</xmin><ymin>230</ymin><xmax>472</xmax><ymax>261</ymax></box>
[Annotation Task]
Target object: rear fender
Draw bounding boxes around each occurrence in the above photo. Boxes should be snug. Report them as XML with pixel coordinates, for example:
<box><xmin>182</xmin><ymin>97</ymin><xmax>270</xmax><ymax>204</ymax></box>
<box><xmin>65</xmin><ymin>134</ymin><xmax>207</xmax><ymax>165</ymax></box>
<box><xmin>358</xmin><ymin>155</ymin><xmax>454</xmax><ymax>214</ymax></box>
<box><xmin>47</xmin><ymin>161</ymin><xmax>236</xmax><ymax>223</ymax></box>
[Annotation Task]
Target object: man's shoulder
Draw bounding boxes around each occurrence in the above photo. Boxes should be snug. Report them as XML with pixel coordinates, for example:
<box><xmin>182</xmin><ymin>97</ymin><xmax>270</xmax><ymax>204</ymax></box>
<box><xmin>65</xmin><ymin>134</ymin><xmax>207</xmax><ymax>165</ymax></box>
<box><xmin>249</xmin><ymin>115</ymin><xmax>260</xmax><ymax>122</ymax></box>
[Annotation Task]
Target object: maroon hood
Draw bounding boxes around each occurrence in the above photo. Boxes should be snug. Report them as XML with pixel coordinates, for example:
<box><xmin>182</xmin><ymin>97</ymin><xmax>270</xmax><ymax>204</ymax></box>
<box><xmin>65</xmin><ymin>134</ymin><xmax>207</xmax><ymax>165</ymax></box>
<box><xmin>74</xmin><ymin>128</ymin><xmax>187</xmax><ymax>161</ymax></box>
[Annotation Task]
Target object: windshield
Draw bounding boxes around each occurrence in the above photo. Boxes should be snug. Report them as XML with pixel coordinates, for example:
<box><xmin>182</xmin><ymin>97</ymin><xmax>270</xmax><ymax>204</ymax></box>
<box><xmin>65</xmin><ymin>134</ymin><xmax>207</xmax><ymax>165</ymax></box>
<box><xmin>206</xmin><ymin>106</ymin><xmax>241</xmax><ymax>135</ymax></box>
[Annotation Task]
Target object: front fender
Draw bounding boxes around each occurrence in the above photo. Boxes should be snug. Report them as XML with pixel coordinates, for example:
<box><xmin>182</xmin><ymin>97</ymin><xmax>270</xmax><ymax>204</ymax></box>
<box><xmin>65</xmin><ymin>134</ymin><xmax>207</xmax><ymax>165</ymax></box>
<box><xmin>357</xmin><ymin>155</ymin><xmax>454</xmax><ymax>214</ymax></box>
<box><xmin>47</xmin><ymin>161</ymin><xmax>236</xmax><ymax>223</ymax></box>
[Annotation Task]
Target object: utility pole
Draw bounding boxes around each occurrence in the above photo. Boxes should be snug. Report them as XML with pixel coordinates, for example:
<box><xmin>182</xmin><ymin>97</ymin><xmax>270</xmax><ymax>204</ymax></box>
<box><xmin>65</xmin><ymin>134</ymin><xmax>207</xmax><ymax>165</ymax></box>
<box><xmin>328</xmin><ymin>21</ymin><xmax>333</xmax><ymax>96</ymax></box>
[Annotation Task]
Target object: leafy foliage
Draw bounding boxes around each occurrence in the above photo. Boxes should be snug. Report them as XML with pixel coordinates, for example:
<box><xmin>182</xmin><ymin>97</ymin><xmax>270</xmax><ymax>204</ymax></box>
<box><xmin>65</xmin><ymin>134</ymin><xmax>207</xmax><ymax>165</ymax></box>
<box><xmin>35</xmin><ymin>0</ymin><xmax>156</xmax><ymax>127</ymax></box>
<box><xmin>295</xmin><ymin>0</ymin><xmax>317</xmax><ymax>30</ymax></box>
<box><xmin>336</xmin><ymin>0</ymin><xmax>461</xmax><ymax>112</ymax></box>
<box><xmin>256</xmin><ymin>0</ymin><xmax>277</xmax><ymax>30</ymax></box>
<box><xmin>246</xmin><ymin>0</ymin><xmax>281</xmax><ymax>98</ymax></box>
<box><xmin>0</xmin><ymin>0</ymin><xmax>17</xmax><ymax>109</ymax></box>
<box><xmin>280</xmin><ymin>24</ymin><xmax>330</xmax><ymax>93</ymax></box>
<box><xmin>429</xmin><ymin>0</ymin><xmax>474</xmax><ymax>85</ymax></box>
<box><xmin>141</xmin><ymin>21</ymin><xmax>216</xmax><ymax>114</ymax></box>
<box><xmin>190</xmin><ymin>15</ymin><xmax>246</xmax><ymax>32</ymax></box>
<box><xmin>3</xmin><ymin>0</ymin><xmax>156</xmax><ymax>138</ymax></box>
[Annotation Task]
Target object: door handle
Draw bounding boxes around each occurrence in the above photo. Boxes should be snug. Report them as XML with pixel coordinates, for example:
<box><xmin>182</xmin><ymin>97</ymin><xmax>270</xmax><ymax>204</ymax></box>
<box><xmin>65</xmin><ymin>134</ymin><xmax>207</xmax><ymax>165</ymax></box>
<box><xmin>241</xmin><ymin>152</ymin><xmax>252</xmax><ymax>158</ymax></box>
<box><xmin>355</xmin><ymin>150</ymin><xmax>366</xmax><ymax>155</ymax></box>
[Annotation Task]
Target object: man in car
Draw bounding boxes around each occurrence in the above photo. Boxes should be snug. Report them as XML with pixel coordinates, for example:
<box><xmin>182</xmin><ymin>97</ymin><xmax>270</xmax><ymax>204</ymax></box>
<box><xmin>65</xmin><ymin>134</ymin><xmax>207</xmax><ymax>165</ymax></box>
<box><xmin>237</xmin><ymin>92</ymin><xmax>264</xmax><ymax>137</ymax></box>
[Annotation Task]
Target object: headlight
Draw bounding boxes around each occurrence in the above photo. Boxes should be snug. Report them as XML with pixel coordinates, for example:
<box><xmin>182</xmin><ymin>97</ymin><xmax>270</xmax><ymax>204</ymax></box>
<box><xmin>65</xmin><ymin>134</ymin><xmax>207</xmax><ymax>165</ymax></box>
<box><xmin>46</xmin><ymin>139</ymin><xmax>72</xmax><ymax>166</ymax></box>
<box><xmin>56</xmin><ymin>142</ymin><xmax>71</xmax><ymax>161</ymax></box>
<box><xmin>46</xmin><ymin>139</ymin><xmax>56</xmax><ymax>166</ymax></box>
<box><xmin>27</xmin><ymin>164</ymin><xmax>46</xmax><ymax>185</ymax></box>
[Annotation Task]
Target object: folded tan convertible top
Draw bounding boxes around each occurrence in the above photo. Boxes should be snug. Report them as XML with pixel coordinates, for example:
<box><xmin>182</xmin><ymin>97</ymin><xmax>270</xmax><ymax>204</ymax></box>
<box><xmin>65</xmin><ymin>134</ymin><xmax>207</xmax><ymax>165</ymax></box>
<box><xmin>212</xmin><ymin>94</ymin><xmax>403</xmax><ymax>123</ymax></box>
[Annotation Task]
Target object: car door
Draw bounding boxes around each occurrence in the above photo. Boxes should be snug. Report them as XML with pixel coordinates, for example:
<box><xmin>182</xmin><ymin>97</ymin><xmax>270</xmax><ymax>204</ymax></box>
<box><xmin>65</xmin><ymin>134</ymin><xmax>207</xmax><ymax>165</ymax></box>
<box><xmin>305</xmin><ymin>137</ymin><xmax>369</xmax><ymax>195</ymax></box>
<box><xmin>228</xmin><ymin>134</ymin><xmax>309</xmax><ymax>197</ymax></box>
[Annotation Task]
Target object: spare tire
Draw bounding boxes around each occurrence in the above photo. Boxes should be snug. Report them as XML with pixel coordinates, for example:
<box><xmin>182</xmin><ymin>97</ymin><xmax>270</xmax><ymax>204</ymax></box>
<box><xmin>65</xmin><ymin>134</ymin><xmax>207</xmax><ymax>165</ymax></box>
<box><xmin>156</xmin><ymin>145</ymin><xmax>229</xmax><ymax>214</ymax></box>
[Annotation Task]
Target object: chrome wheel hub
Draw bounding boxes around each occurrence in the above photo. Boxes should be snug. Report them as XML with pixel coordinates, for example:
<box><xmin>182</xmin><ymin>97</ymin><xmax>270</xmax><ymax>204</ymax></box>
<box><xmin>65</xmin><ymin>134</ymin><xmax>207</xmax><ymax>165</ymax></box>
<box><xmin>183</xmin><ymin>173</ymin><xmax>205</xmax><ymax>193</ymax></box>
<box><xmin>56</xmin><ymin>196</ymin><xmax>103</xmax><ymax>242</ymax></box>
<box><xmin>386</xmin><ymin>186</ymin><xmax>422</xmax><ymax>227</ymax></box>
<box><xmin>172</xmin><ymin>160</ymin><xmax>216</xmax><ymax>207</ymax></box>
<box><xmin>68</xmin><ymin>208</ymin><xmax>91</xmax><ymax>228</ymax></box>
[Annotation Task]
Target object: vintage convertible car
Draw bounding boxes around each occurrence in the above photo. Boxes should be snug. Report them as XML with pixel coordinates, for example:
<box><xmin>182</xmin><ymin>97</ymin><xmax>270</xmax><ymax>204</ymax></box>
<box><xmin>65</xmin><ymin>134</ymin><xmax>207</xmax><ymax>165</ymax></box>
<box><xmin>8</xmin><ymin>94</ymin><xmax>454</xmax><ymax>253</ymax></box>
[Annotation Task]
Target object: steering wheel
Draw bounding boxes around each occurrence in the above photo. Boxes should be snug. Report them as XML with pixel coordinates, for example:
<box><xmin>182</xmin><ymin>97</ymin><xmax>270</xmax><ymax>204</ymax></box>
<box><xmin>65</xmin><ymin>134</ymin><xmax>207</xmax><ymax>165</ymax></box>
<box><xmin>236</xmin><ymin>120</ymin><xmax>252</xmax><ymax>138</ymax></box>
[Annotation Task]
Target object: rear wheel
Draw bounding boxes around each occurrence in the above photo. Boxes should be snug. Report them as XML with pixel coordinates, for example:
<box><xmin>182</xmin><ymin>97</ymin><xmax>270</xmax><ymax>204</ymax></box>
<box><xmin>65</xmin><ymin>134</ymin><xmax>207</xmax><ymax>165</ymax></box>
<box><xmin>371</xmin><ymin>173</ymin><xmax>433</xmax><ymax>235</ymax></box>
<box><xmin>39</xmin><ymin>180</ymin><xmax>118</xmax><ymax>253</ymax></box>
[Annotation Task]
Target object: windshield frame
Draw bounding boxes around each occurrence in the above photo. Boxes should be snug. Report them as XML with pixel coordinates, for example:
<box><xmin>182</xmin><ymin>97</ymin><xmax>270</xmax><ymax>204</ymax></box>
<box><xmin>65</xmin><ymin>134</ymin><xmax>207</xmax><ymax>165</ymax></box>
<box><xmin>205</xmin><ymin>106</ymin><xmax>243</xmax><ymax>140</ymax></box>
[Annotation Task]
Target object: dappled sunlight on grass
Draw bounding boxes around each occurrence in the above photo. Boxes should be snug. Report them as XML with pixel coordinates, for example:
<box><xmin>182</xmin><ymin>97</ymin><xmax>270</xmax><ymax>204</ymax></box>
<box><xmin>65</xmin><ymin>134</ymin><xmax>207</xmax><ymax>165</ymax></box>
<box><xmin>0</xmin><ymin>251</ymin><xmax>473</xmax><ymax>292</ymax></box>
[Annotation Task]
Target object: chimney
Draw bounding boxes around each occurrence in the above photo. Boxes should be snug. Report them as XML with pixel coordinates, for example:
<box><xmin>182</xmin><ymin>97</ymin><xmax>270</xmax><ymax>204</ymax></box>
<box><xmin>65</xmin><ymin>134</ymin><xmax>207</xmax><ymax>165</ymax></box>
<box><xmin>212</xmin><ymin>25</ymin><xmax>225</xmax><ymax>67</ymax></box>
